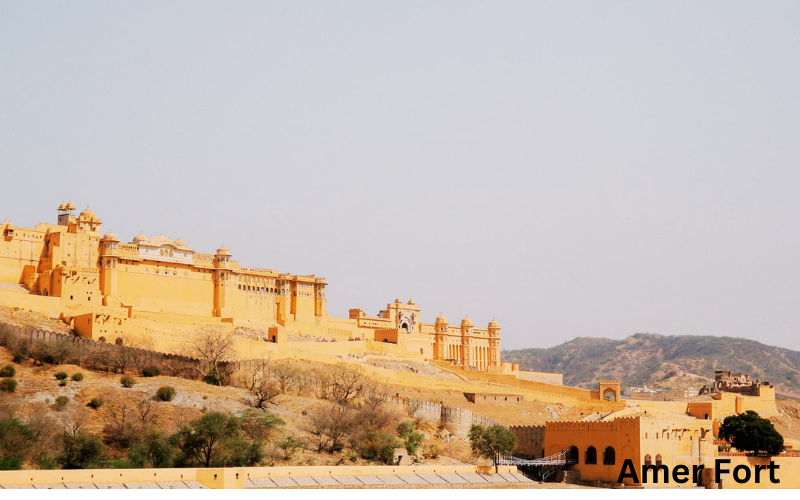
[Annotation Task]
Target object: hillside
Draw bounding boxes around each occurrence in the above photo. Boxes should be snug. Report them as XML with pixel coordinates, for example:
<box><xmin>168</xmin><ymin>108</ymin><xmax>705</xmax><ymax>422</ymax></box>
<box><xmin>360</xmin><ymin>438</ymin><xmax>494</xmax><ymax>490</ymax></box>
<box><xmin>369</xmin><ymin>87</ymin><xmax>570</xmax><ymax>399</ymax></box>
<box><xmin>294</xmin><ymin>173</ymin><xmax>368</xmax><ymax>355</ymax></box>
<box><xmin>503</xmin><ymin>333</ymin><xmax>800</xmax><ymax>399</ymax></box>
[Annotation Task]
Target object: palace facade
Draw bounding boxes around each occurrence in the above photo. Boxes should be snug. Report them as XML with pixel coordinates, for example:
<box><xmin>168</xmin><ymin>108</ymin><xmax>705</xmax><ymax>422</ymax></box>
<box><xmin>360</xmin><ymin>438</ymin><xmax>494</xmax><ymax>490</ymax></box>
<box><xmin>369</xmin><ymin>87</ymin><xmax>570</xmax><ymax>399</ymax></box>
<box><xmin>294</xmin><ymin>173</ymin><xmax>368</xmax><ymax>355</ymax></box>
<box><xmin>1</xmin><ymin>202</ymin><xmax>504</xmax><ymax>370</ymax></box>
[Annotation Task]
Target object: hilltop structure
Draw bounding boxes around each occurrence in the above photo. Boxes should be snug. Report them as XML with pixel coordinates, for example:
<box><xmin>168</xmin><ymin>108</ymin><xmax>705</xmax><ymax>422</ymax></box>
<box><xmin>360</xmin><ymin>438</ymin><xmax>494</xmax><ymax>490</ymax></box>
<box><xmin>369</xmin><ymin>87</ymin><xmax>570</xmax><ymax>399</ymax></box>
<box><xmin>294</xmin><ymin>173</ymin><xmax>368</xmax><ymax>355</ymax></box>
<box><xmin>511</xmin><ymin>369</ymin><xmax>779</xmax><ymax>488</ymax></box>
<box><xmin>1</xmin><ymin>202</ymin><xmax>504</xmax><ymax>371</ymax></box>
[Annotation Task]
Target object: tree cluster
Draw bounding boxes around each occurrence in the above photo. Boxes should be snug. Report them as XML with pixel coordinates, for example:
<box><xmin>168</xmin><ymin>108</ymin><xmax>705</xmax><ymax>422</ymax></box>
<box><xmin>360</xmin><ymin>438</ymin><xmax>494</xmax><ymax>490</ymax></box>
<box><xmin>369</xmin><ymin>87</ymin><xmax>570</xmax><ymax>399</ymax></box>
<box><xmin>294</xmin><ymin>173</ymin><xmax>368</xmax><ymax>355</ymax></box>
<box><xmin>718</xmin><ymin>410</ymin><xmax>784</xmax><ymax>456</ymax></box>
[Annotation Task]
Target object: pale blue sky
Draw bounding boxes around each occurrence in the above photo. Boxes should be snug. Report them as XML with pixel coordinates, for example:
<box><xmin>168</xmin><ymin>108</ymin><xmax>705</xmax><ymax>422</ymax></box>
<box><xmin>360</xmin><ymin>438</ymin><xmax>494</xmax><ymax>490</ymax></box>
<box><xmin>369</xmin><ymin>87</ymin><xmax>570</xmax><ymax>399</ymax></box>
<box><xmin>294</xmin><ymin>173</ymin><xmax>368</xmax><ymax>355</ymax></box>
<box><xmin>2</xmin><ymin>2</ymin><xmax>799</xmax><ymax>350</ymax></box>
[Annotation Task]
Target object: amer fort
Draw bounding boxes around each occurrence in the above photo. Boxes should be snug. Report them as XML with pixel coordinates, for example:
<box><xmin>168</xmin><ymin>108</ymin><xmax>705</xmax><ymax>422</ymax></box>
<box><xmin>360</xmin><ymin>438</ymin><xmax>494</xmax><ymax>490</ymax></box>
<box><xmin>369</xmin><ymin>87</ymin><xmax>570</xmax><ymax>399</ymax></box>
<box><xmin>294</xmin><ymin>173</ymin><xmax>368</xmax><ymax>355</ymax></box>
<box><xmin>0</xmin><ymin>202</ymin><xmax>797</xmax><ymax>489</ymax></box>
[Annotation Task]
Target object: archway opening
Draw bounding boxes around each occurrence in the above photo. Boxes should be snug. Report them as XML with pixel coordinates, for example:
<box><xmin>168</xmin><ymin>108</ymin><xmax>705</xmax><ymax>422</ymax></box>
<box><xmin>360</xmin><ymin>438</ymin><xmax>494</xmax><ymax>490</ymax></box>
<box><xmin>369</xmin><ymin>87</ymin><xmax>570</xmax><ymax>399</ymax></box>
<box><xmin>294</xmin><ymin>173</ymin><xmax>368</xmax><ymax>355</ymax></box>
<box><xmin>585</xmin><ymin>446</ymin><xmax>597</xmax><ymax>465</ymax></box>
<box><xmin>603</xmin><ymin>447</ymin><xmax>615</xmax><ymax>465</ymax></box>
<box><xmin>566</xmin><ymin>446</ymin><xmax>579</xmax><ymax>463</ymax></box>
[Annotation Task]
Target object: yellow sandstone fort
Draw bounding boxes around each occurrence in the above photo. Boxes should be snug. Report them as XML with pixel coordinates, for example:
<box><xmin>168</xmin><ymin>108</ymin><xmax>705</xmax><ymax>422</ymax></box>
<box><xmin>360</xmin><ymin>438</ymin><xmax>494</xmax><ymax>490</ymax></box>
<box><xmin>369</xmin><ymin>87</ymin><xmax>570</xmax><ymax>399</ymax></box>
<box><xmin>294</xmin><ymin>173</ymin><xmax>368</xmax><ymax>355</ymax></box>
<box><xmin>0</xmin><ymin>202</ymin><xmax>791</xmax><ymax>489</ymax></box>
<box><xmin>0</xmin><ymin>202</ymin><xmax>505</xmax><ymax>371</ymax></box>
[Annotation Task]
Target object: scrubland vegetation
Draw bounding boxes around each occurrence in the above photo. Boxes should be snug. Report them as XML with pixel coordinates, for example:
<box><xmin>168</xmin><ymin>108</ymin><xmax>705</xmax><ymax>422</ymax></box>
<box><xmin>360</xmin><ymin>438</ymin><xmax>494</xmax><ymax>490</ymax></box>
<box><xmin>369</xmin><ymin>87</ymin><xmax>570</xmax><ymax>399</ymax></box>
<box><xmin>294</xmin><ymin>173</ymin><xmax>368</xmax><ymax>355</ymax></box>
<box><xmin>0</xmin><ymin>324</ymin><xmax>462</xmax><ymax>471</ymax></box>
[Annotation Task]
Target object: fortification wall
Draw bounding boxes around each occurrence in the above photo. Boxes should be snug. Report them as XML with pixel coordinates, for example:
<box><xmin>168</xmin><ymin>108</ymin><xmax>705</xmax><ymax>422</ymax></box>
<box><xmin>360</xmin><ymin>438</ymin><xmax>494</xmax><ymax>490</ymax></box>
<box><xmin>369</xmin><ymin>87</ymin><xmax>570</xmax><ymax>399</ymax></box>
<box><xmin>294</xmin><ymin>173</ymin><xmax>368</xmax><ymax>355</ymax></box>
<box><xmin>364</xmin><ymin>339</ymin><xmax>425</xmax><ymax>359</ymax></box>
<box><xmin>509</xmin><ymin>425</ymin><xmax>546</xmax><ymax>458</ymax></box>
<box><xmin>429</xmin><ymin>360</ymin><xmax>619</xmax><ymax>410</ymax></box>
<box><xmin>0</xmin><ymin>322</ymin><xmax>207</xmax><ymax>379</ymax></box>
<box><xmin>516</xmin><ymin>371</ymin><xmax>564</xmax><ymax>385</ymax></box>
<box><xmin>441</xmin><ymin>406</ymin><xmax>498</xmax><ymax>437</ymax></box>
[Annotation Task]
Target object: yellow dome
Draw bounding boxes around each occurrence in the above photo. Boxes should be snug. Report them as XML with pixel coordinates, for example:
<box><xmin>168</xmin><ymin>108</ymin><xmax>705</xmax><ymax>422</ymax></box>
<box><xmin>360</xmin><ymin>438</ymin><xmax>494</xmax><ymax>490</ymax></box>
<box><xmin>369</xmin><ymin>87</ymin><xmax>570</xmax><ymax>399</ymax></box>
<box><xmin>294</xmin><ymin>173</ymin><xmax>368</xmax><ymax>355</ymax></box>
<box><xmin>435</xmin><ymin>313</ymin><xmax>448</xmax><ymax>324</ymax></box>
<box><xmin>407</xmin><ymin>299</ymin><xmax>415</xmax><ymax>305</ymax></box>
<box><xmin>58</xmin><ymin>202</ymin><xmax>66</xmax><ymax>211</ymax></box>
<box><xmin>79</xmin><ymin>206</ymin><xmax>96</xmax><ymax>220</ymax></box>
<box><xmin>461</xmin><ymin>316</ymin><xmax>473</xmax><ymax>327</ymax></box>
<box><xmin>102</xmin><ymin>232</ymin><xmax>119</xmax><ymax>241</ymax></box>
<box><xmin>132</xmin><ymin>233</ymin><xmax>149</xmax><ymax>244</ymax></box>
<box><xmin>217</xmin><ymin>246</ymin><xmax>231</xmax><ymax>256</ymax></box>
<box><xmin>147</xmin><ymin>235</ymin><xmax>175</xmax><ymax>247</ymax></box>
<box><xmin>174</xmin><ymin>237</ymin><xmax>188</xmax><ymax>247</ymax></box>
<box><xmin>66</xmin><ymin>201</ymin><xmax>76</xmax><ymax>210</ymax></box>
<box><xmin>488</xmin><ymin>318</ymin><xmax>500</xmax><ymax>329</ymax></box>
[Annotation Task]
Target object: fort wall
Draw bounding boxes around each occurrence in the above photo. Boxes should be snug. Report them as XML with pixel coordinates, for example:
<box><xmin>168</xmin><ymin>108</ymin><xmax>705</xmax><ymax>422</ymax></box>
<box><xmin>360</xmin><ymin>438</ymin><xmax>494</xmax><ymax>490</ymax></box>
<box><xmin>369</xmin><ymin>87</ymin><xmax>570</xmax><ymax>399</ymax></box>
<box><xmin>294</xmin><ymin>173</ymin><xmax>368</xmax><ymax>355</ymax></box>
<box><xmin>509</xmin><ymin>425</ymin><xmax>546</xmax><ymax>458</ymax></box>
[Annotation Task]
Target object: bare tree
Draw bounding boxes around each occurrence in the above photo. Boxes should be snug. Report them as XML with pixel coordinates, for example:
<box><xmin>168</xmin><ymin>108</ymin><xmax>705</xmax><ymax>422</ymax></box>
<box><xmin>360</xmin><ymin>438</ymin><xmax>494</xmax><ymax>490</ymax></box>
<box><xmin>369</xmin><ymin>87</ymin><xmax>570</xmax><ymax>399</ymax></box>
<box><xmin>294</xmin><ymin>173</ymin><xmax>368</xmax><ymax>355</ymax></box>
<box><xmin>305</xmin><ymin>403</ymin><xmax>355</xmax><ymax>453</ymax></box>
<box><xmin>270</xmin><ymin>363</ymin><xmax>301</xmax><ymax>394</ymax></box>
<box><xmin>103</xmin><ymin>401</ymin><xmax>136</xmax><ymax>446</ymax></box>
<box><xmin>187</xmin><ymin>326</ymin><xmax>238</xmax><ymax>385</ymax></box>
<box><xmin>361</xmin><ymin>379</ymin><xmax>389</xmax><ymax>409</ymax></box>
<box><xmin>246</xmin><ymin>362</ymin><xmax>281</xmax><ymax>408</ymax></box>
<box><xmin>135</xmin><ymin>397</ymin><xmax>158</xmax><ymax>431</ymax></box>
<box><xmin>112</xmin><ymin>346</ymin><xmax>134</xmax><ymax>374</ymax></box>
<box><xmin>95</xmin><ymin>345</ymin><xmax>116</xmax><ymax>373</ymax></box>
<box><xmin>327</xmin><ymin>363</ymin><xmax>365</xmax><ymax>403</ymax></box>
<box><xmin>51</xmin><ymin>341</ymin><xmax>74</xmax><ymax>365</ymax></box>
<box><xmin>29</xmin><ymin>339</ymin><xmax>51</xmax><ymax>366</ymax></box>
<box><xmin>126</xmin><ymin>334</ymin><xmax>156</xmax><ymax>374</ymax></box>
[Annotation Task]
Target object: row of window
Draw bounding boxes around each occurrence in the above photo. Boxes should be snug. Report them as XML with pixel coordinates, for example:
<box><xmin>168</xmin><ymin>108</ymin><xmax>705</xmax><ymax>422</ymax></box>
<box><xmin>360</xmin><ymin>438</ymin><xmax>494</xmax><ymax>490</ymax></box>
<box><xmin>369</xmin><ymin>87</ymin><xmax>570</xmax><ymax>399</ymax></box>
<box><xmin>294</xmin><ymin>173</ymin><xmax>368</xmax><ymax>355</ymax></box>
<box><xmin>566</xmin><ymin>445</ymin><xmax>615</xmax><ymax>465</ymax></box>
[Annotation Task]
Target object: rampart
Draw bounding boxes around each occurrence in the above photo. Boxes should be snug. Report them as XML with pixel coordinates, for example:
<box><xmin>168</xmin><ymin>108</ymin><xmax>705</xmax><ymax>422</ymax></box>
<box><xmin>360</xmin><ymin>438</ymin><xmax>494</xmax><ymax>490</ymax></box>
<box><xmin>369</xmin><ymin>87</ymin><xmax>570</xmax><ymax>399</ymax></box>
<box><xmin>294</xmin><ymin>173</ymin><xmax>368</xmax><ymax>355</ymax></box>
<box><xmin>509</xmin><ymin>425</ymin><xmax>546</xmax><ymax>458</ymax></box>
<box><xmin>0</xmin><ymin>322</ymin><xmax>207</xmax><ymax>378</ymax></box>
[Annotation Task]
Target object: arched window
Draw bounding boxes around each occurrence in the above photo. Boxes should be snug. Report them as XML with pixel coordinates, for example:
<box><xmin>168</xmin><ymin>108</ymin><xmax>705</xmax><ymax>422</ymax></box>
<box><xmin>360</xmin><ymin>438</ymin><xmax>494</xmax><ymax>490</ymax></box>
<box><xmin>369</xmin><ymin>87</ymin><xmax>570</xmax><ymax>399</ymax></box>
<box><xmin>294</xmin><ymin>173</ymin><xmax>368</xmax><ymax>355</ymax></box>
<box><xmin>98</xmin><ymin>337</ymin><xmax>106</xmax><ymax>343</ymax></box>
<box><xmin>115</xmin><ymin>338</ymin><xmax>123</xmax><ymax>346</ymax></box>
<box><xmin>644</xmin><ymin>454</ymin><xmax>652</xmax><ymax>467</ymax></box>
<box><xmin>603</xmin><ymin>447</ymin><xmax>615</xmax><ymax>465</ymax></box>
<box><xmin>585</xmin><ymin>446</ymin><xmax>597</xmax><ymax>465</ymax></box>
<box><xmin>567</xmin><ymin>446</ymin><xmax>579</xmax><ymax>463</ymax></box>
<box><xmin>655</xmin><ymin>454</ymin><xmax>662</xmax><ymax>466</ymax></box>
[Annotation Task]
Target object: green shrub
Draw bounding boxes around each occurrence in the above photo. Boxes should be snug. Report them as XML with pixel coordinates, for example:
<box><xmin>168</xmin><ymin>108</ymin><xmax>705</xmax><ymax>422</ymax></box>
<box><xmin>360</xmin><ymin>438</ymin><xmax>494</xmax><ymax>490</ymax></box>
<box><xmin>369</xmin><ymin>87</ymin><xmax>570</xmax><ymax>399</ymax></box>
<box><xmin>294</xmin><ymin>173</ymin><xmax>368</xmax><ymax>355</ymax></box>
<box><xmin>88</xmin><ymin>397</ymin><xmax>103</xmax><ymax>410</ymax></box>
<box><xmin>54</xmin><ymin>396</ymin><xmax>69</xmax><ymax>409</ymax></box>
<box><xmin>12</xmin><ymin>354</ymin><xmax>26</xmax><ymax>364</ymax></box>
<box><xmin>359</xmin><ymin>432</ymin><xmax>401</xmax><ymax>464</ymax></box>
<box><xmin>156</xmin><ymin>386</ymin><xmax>176</xmax><ymax>402</ymax></box>
<box><xmin>58</xmin><ymin>431</ymin><xmax>103</xmax><ymax>469</ymax></box>
<box><xmin>142</xmin><ymin>365</ymin><xmax>162</xmax><ymax>377</ymax></box>
<box><xmin>0</xmin><ymin>378</ymin><xmax>17</xmax><ymax>393</ymax></box>
<box><xmin>424</xmin><ymin>443</ymin><xmax>440</xmax><ymax>459</ymax></box>
<box><xmin>58</xmin><ymin>379</ymin><xmax>67</xmax><ymax>387</ymax></box>
<box><xmin>120</xmin><ymin>375</ymin><xmax>136</xmax><ymax>388</ymax></box>
<box><xmin>0</xmin><ymin>365</ymin><xmax>15</xmax><ymax>377</ymax></box>
<box><xmin>397</xmin><ymin>420</ymin><xmax>425</xmax><ymax>455</ymax></box>
<box><xmin>54</xmin><ymin>372</ymin><xmax>68</xmax><ymax>381</ymax></box>
<box><xmin>71</xmin><ymin>372</ymin><xmax>84</xmax><ymax>382</ymax></box>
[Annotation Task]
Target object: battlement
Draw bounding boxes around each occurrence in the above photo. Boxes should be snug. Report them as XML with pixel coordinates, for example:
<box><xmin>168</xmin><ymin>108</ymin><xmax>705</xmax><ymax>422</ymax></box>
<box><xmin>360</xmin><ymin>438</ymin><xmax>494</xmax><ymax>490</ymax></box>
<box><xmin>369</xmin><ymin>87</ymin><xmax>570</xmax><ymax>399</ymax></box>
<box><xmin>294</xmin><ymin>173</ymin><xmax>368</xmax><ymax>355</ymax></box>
<box><xmin>546</xmin><ymin>417</ymin><xmax>638</xmax><ymax>431</ymax></box>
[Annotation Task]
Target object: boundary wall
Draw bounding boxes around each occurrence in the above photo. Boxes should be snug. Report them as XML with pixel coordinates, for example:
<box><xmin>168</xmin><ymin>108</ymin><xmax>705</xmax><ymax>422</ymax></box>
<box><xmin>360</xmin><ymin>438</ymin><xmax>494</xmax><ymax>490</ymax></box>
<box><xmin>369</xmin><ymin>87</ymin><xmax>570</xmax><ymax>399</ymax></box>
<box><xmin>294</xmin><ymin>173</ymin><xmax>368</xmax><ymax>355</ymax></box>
<box><xmin>509</xmin><ymin>425</ymin><xmax>546</xmax><ymax>458</ymax></box>
<box><xmin>0</xmin><ymin>464</ymin><xmax>519</xmax><ymax>489</ymax></box>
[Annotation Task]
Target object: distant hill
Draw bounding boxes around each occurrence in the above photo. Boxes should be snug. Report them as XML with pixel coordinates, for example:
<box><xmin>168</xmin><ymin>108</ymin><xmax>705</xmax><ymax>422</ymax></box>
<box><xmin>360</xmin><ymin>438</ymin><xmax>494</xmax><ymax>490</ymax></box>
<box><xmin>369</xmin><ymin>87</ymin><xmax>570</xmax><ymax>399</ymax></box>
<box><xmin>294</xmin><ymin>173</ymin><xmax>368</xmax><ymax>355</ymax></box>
<box><xmin>502</xmin><ymin>333</ymin><xmax>800</xmax><ymax>399</ymax></box>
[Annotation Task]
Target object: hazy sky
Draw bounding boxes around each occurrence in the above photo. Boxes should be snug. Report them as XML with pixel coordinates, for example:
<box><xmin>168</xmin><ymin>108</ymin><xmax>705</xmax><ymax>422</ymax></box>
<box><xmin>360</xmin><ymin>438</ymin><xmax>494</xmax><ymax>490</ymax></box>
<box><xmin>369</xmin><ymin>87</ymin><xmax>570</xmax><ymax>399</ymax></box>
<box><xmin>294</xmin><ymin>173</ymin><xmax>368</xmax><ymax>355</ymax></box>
<box><xmin>2</xmin><ymin>2</ymin><xmax>799</xmax><ymax>350</ymax></box>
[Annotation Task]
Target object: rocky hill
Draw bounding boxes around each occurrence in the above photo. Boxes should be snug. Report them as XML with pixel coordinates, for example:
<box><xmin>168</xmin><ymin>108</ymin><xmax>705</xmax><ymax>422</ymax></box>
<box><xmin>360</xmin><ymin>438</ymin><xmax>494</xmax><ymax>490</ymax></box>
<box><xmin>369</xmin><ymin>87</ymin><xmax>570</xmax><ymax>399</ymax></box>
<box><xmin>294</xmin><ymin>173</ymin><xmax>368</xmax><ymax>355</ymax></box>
<box><xmin>503</xmin><ymin>333</ymin><xmax>800</xmax><ymax>399</ymax></box>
